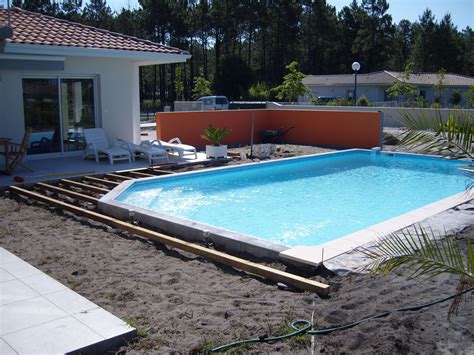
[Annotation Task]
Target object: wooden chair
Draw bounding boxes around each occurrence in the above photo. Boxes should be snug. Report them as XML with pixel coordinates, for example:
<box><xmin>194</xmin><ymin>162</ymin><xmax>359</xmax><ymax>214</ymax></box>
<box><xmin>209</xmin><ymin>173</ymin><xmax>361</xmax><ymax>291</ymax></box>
<box><xmin>4</xmin><ymin>128</ymin><xmax>33</xmax><ymax>175</ymax></box>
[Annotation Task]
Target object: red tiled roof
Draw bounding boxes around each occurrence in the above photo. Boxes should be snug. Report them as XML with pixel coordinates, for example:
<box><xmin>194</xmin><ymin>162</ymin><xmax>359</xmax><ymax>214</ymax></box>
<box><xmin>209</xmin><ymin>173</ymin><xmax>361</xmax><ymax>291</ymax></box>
<box><xmin>0</xmin><ymin>7</ymin><xmax>188</xmax><ymax>55</ymax></box>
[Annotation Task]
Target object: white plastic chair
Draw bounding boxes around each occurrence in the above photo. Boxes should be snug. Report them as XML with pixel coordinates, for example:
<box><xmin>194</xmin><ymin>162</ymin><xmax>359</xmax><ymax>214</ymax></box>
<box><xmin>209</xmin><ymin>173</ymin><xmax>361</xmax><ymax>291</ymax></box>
<box><xmin>151</xmin><ymin>138</ymin><xmax>197</xmax><ymax>159</ymax></box>
<box><xmin>83</xmin><ymin>128</ymin><xmax>131</xmax><ymax>165</ymax></box>
<box><xmin>119</xmin><ymin>140</ymin><xmax>169</xmax><ymax>164</ymax></box>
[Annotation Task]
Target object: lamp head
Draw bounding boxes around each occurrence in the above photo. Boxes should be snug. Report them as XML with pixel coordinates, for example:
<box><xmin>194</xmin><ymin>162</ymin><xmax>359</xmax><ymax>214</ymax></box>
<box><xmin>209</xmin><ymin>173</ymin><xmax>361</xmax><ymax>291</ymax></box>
<box><xmin>352</xmin><ymin>62</ymin><xmax>361</xmax><ymax>72</ymax></box>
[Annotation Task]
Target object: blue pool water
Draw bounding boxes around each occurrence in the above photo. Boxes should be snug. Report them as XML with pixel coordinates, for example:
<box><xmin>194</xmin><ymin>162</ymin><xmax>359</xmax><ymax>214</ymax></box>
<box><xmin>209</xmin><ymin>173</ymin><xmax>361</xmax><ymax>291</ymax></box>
<box><xmin>116</xmin><ymin>150</ymin><xmax>468</xmax><ymax>247</ymax></box>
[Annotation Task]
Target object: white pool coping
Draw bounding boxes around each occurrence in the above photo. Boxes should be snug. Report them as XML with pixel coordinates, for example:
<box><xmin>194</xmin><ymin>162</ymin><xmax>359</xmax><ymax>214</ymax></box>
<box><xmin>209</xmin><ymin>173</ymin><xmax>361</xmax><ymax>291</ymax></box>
<box><xmin>279</xmin><ymin>191</ymin><xmax>473</xmax><ymax>266</ymax></box>
<box><xmin>0</xmin><ymin>247</ymin><xmax>135</xmax><ymax>354</ymax></box>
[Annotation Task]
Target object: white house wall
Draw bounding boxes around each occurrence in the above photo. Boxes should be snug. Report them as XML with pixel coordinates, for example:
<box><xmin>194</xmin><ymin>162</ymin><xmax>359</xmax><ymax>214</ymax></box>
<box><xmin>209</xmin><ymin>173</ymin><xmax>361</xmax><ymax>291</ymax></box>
<box><xmin>64</xmin><ymin>56</ymin><xmax>141</xmax><ymax>145</ymax></box>
<box><xmin>308</xmin><ymin>85</ymin><xmax>388</xmax><ymax>102</ymax></box>
<box><xmin>0</xmin><ymin>69</ymin><xmax>25</xmax><ymax>143</ymax></box>
<box><xmin>0</xmin><ymin>55</ymin><xmax>141</xmax><ymax>153</ymax></box>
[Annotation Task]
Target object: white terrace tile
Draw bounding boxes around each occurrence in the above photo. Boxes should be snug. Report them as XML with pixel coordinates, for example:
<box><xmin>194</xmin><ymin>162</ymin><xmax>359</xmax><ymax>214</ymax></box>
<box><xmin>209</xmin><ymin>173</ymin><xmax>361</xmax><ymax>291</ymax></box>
<box><xmin>412</xmin><ymin>192</ymin><xmax>472</xmax><ymax>216</ymax></box>
<box><xmin>317</xmin><ymin>237</ymin><xmax>361</xmax><ymax>253</ymax></box>
<box><xmin>74</xmin><ymin>307</ymin><xmax>135</xmax><ymax>339</ymax></box>
<box><xmin>2</xmin><ymin>316</ymin><xmax>104</xmax><ymax>355</ymax></box>
<box><xmin>0</xmin><ymin>268</ymin><xmax>16</xmax><ymax>283</ymax></box>
<box><xmin>1</xmin><ymin>260</ymin><xmax>42</xmax><ymax>279</ymax></box>
<box><xmin>0</xmin><ymin>338</ymin><xmax>17</xmax><ymax>355</ymax></box>
<box><xmin>366</xmin><ymin>221</ymin><xmax>410</xmax><ymax>236</ymax></box>
<box><xmin>280</xmin><ymin>245</ymin><xmax>346</xmax><ymax>266</ymax></box>
<box><xmin>0</xmin><ymin>249</ymin><xmax>22</xmax><ymax>266</ymax></box>
<box><xmin>0</xmin><ymin>297</ymin><xmax>68</xmax><ymax>336</ymax></box>
<box><xmin>0</xmin><ymin>279</ymin><xmax>39</xmax><ymax>306</ymax></box>
<box><xmin>44</xmin><ymin>288</ymin><xmax>99</xmax><ymax>315</ymax></box>
<box><xmin>340</xmin><ymin>229</ymin><xmax>381</xmax><ymax>246</ymax></box>
<box><xmin>20</xmin><ymin>273</ymin><xmax>67</xmax><ymax>295</ymax></box>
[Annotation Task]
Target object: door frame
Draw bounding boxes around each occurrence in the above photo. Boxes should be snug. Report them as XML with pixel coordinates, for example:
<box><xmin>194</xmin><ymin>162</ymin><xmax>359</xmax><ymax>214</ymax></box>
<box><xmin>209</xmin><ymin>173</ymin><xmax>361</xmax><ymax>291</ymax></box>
<box><xmin>22</xmin><ymin>74</ymin><xmax>99</xmax><ymax>159</ymax></box>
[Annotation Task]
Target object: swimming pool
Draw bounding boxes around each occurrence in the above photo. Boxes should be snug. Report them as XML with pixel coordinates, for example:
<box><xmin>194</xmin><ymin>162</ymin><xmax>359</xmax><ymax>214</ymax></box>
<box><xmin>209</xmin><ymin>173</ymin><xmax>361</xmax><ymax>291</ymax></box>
<box><xmin>99</xmin><ymin>150</ymin><xmax>471</xmax><ymax>262</ymax></box>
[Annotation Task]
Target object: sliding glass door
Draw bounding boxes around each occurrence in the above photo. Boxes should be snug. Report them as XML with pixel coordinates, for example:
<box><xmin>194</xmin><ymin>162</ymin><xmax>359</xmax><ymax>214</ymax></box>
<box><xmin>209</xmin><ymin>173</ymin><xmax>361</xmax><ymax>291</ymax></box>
<box><xmin>23</xmin><ymin>79</ymin><xmax>61</xmax><ymax>154</ymax></box>
<box><xmin>22</xmin><ymin>77</ymin><xmax>96</xmax><ymax>155</ymax></box>
<box><xmin>60</xmin><ymin>79</ymin><xmax>95</xmax><ymax>152</ymax></box>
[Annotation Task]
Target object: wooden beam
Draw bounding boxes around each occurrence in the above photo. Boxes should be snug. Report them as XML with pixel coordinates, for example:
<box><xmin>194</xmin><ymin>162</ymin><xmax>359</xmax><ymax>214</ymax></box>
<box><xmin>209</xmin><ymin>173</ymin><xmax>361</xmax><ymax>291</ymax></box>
<box><xmin>35</xmin><ymin>183</ymin><xmax>98</xmax><ymax>204</ymax></box>
<box><xmin>82</xmin><ymin>176</ymin><xmax>120</xmax><ymax>187</ymax></box>
<box><xmin>105</xmin><ymin>173</ymin><xmax>133</xmax><ymax>181</ymax></box>
<box><xmin>10</xmin><ymin>186</ymin><xmax>330</xmax><ymax>295</ymax></box>
<box><xmin>150</xmin><ymin>169</ymin><xmax>175</xmax><ymax>175</ymax></box>
<box><xmin>61</xmin><ymin>179</ymin><xmax>110</xmax><ymax>194</ymax></box>
<box><xmin>127</xmin><ymin>171</ymin><xmax>155</xmax><ymax>178</ymax></box>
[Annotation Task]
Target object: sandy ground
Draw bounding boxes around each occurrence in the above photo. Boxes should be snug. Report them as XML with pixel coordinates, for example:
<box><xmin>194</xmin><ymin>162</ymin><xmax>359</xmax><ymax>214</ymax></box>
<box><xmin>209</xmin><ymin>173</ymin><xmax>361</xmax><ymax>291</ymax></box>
<box><xmin>1</xmin><ymin>198</ymin><xmax>472</xmax><ymax>353</ymax></box>
<box><xmin>1</xmin><ymin>135</ymin><xmax>473</xmax><ymax>353</ymax></box>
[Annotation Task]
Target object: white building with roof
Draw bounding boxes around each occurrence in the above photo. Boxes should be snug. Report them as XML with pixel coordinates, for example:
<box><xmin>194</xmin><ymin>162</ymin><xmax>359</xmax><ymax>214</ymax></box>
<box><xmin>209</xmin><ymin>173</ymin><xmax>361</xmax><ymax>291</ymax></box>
<box><xmin>303</xmin><ymin>70</ymin><xmax>474</xmax><ymax>105</ymax></box>
<box><xmin>0</xmin><ymin>7</ymin><xmax>190</xmax><ymax>160</ymax></box>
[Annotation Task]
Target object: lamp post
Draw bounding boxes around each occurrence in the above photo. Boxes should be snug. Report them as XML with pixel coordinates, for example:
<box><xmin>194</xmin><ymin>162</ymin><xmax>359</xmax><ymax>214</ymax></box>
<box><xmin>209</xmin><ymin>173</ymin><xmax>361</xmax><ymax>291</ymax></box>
<box><xmin>352</xmin><ymin>61</ymin><xmax>361</xmax><ymax>104</ymax></box>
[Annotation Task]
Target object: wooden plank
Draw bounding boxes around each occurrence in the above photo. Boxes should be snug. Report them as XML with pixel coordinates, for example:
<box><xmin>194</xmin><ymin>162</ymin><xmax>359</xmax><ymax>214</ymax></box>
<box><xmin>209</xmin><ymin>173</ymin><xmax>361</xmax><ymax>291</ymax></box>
<box><xmin>82</xmin><ymin>176</ymin><xmax>120</xmax><ymax>187</ymax></box>
<box><xmin>61</xmin><ymin>179</ymin><xmax>110</xmax><ymax>194</ymax></box>
<box><xmin>150</xmin><ymin>169</ymin><xmax>175</xmax><ymax>175</ymax></box>
<box><xmin>10</xmin><ymin>186</ymin><xmax>329</xmax><ymax>295</ymax></box>
<box><xmin>127</xmin><ymin>171</ymin><xmax>155</xmax><ymax>178</ymax></box>
<box><xmin>35</xmin><ymin>182</ymin><xmax>98</xmax><ymax>204</ymax></box>
<box><xmin>105</xmin><ymin>173</ymin><xmax>133</xmax><ymax>181</ymax></box>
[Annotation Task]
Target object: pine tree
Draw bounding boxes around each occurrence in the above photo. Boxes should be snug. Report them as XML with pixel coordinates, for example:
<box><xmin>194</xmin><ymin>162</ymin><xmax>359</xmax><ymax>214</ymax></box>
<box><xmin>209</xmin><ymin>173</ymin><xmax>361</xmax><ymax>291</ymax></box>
<box><xmin>273</xmin><ymin>61</ymin><xmax>310</xmax><ymax>103</ymax></box>
<box><xmin>192</xmin><ymin>68</ymin><xmax>212</xmax><ymax>100</ymax></box>
<box><xmin>82</xmin><ymin>0</ymin><xmax>113</xmax><ymax>30</ymax></box>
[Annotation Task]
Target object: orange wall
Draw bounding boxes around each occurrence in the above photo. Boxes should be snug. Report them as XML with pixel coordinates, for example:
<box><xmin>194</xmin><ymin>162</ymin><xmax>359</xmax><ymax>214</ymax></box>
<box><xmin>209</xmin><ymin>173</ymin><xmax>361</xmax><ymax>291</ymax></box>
<box><xmin>156</xmin><ymin>109</ymin><xmax>381</xmax><ymax>149</ymax></box>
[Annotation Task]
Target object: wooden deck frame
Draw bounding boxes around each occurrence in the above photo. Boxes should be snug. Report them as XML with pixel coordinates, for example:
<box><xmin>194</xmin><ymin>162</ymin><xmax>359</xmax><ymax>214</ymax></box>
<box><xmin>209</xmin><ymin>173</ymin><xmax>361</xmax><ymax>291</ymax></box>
<box><xmin>126</xmin><ymin>171</ymin><xmax>155</xmax><ymax>178</ymax></box>
<box><xmin>35</xmin><ymin>182</ymin><xmax>98</xmax><ymax>204</ymax></box>
<box><xmin>149</xmin><ymin>169</ymin><xmax>175</xmax><ymax>175</ymax></box>
<box><xmin>82</xmin><ymin>176</ymin><xmax>120</xmax><ymax>187</ymax></box>
<box><xmin>105</xmin><ymin>173</ymin><xmax>133</xmax><ymax>181</ymax></box>
<box><xmin>9</xmin><ymin>186</ymin><xmax>330</xmax><ymax>295</ymax></box>
<box><xmin>60</xmin><ymin>179</ymin><xmax>110</xmax><ymax>194</ymax></box>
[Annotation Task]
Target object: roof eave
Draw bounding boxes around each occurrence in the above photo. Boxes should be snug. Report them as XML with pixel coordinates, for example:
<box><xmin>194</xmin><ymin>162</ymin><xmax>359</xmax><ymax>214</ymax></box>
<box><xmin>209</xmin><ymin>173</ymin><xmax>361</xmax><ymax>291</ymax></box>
<box><xmin>4</xmin><ymin>43</ymin><xmax>191</xmax><ymax>63</ymax></box>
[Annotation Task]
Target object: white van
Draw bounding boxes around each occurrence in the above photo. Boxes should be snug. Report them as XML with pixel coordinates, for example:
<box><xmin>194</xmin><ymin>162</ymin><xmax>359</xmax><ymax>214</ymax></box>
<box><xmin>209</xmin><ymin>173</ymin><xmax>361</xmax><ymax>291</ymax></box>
<box><xmin>197</xmin><ymin>96</ymin><xmax>229</xmax><ymax>110</ymax></box>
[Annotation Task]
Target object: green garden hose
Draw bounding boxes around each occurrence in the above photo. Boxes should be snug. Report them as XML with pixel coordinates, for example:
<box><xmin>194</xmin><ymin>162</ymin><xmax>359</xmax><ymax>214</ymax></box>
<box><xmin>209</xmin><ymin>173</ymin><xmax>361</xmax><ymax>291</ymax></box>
<box><xmin>209</xmin><ymin>287</ymin><xmax>473</xmax><ymax>353</ymax></box>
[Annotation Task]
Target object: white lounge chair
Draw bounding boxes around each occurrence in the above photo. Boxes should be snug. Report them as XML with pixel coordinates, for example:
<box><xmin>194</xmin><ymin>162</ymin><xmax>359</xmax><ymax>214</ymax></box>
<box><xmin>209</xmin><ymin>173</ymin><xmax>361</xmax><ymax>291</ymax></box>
<box><xmin>151</xmin><ymin>138</ymin><xmax>197</xmax><ymax>159</ymax></box>
<box><xmin>83</xmin><ymin>128</ymin><xmax>131</xmax><ymax>165</ymax></box>
<box><xmin>119</xmin><ymin>140</ymin><xmax>169</xmax><ymax>164</ymax></box>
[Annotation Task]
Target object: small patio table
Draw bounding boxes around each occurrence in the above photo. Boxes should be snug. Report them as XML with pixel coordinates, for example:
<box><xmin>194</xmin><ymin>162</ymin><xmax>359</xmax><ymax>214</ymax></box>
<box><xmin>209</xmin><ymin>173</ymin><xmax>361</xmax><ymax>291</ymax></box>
<box><xmin>0</xmin><ymin>137</ymin><xmax>11</xmax><ymax>174</ymax></box>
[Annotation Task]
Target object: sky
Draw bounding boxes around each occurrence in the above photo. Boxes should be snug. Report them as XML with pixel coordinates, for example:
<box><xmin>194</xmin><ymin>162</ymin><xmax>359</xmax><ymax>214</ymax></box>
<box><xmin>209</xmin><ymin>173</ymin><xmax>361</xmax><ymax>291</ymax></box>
<box><xmin>105</xmin><ymin>0</ymin><xmax>473</xmax><ymax>30</ymax></box>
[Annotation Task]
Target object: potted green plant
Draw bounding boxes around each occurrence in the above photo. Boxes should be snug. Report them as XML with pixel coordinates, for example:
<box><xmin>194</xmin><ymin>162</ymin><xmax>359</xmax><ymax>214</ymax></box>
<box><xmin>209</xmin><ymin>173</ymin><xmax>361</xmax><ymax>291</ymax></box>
<box><xmin>201</xmin><ymin>125</ymin><xmax>231</xmax><ymax>158</ymax></box>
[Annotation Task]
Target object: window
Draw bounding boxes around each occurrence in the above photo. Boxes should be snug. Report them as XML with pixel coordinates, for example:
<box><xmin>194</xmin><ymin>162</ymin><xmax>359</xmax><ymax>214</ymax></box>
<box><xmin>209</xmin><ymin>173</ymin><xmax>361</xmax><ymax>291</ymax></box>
<box><xmin>22</xmin><ymin>77</ymin><xmax>96</xmax><ymax>155</ymax></box>
<box><xmin>216</xmin><ymin>97</ymin><xmax>228</xmax><ymax>104</ymax></box>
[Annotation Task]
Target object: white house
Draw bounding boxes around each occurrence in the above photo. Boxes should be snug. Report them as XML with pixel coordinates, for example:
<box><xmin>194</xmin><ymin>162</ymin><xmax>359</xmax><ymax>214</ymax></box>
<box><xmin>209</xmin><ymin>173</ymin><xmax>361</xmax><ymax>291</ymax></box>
<box><xmin>303</xmin><ymin>70</ymin><xmax>474</xmax><ymax>105</ymax></box>
<box><xmin>0</xmin><ymin>7</ymin><xmax>190</xmax><ymax>161</ymax></box>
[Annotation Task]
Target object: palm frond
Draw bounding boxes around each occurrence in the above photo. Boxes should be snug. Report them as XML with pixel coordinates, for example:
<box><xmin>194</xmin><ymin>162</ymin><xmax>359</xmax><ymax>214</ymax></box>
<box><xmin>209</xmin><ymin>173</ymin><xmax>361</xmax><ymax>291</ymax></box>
<box><xmin>462</xmin><ymin>167</ymin><xmax>474</xmax><ymax>193</ymax></box>
<box><xmin>361</xmin><ymin>226</ymin><xmax>474</xmax><ymax>281</ymax></box>
<box><xmin>398</xmin><ymin>110</ymin><xmax>473</xmax><ymax>159</ymax></box>
<box><xmin>448</xmin><ymin>280</ymin><xmax>474</xmax><ymax>318</ymax></box>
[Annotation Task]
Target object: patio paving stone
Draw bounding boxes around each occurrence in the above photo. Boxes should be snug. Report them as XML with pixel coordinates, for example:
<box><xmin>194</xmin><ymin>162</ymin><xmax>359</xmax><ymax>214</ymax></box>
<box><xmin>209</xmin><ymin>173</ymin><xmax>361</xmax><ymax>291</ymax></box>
<box><xmin>0</xmin><ymin>248</ymin><xmax>135</xmax><ymax>354</ymax></box>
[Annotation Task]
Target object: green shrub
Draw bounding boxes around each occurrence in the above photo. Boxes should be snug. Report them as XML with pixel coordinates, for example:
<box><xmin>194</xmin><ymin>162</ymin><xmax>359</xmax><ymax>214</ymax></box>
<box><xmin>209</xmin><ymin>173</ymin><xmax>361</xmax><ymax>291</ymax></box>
<box><xmin>248</xmin><ymin>82</ymin><xmax>270</xmax><ymax>100</ymax></box>
<box><xmin>356</xmin><ymin>95</ymin><xmax>369</xmax><ymax>106</ymax></box>
<box><xmin>451</xmin><ymin>90</ymin><xmax>462</xmax><ymax>106</ymax></box>
<box><xmin>141</xmin><ymin>99</ymin><xmax>161</xmax><ymax>112</ymax></box>
<box><xmin>326</xmin><ymin>98</ymin><xmax>352</xmax><ymax>106</ymax></box>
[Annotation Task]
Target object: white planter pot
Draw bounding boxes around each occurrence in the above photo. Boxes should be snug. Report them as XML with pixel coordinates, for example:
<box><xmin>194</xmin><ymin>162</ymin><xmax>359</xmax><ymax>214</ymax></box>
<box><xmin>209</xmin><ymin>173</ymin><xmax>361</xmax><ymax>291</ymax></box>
<box><xmin>206</xmin><ymin>144</ymin><xmax>227</xmax><ymax>159</ymax></box>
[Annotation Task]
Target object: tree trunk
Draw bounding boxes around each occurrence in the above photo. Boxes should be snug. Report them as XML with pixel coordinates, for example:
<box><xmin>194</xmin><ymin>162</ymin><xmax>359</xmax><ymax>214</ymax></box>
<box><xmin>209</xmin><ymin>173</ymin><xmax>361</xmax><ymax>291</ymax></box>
<box><xmin>159</xmin><ymin>65</ymin><xmax>166</xmax><ymax>109</ymax></box>
<box><xmin>248</xmin><ymin>30</ymin><xmax>252</xmax><ymax>67</ymax></box>
<box><xmin>153</xmin><ymin>65</ymin><xmax>157</xmax><ymax>103</ymax></box>
<box><xmin>170</xmin><ymin>63</ymin><xmax>176</xmax><ymax>103</ymax></box>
